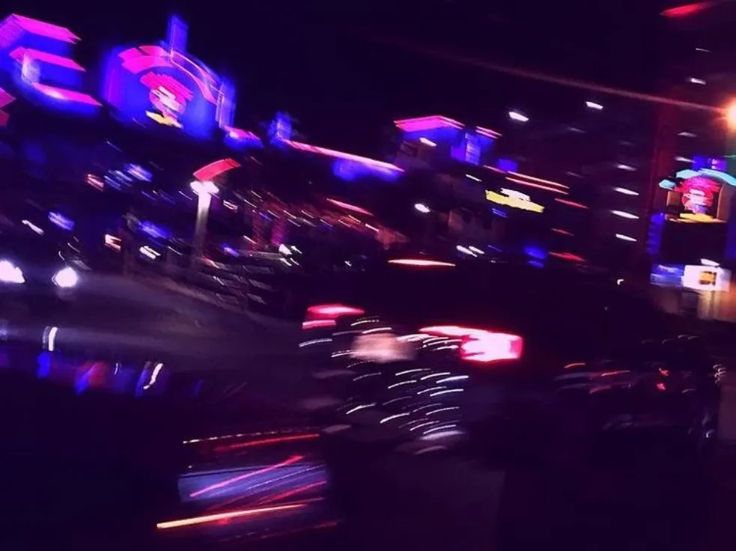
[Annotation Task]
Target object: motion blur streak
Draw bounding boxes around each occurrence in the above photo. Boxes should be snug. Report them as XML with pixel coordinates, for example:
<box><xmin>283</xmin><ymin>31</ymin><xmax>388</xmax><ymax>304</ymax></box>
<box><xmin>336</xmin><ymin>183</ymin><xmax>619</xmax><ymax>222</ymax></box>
<box><xmin>504</xmin><ymin>177</ymin><xmax>569</xmax><ymax>194</ymax></box>
<box><xmin>213</xmin><ymin>434</ymin><xmax>319</xmax><ymax>453</ymax></box>
<box><xmin>256</xmin><ymin>481</ymin><xmax>328</xmax><ymax>506</ymax></box>
<box><xmin>156</xmin><ymin>502</ymin><xmax>308</xmax><ymax>530</ymax></box>
<box><xmin>388</xmin><ymin>259</ymin><xmax>455</xmax><ymax>267</ymax></box>
<box><xmin>190</xmin><ymin>455</ymin><xmax>304</xmax><ymax>498</ymax></box>
<box><xmin>371</xmin><ymin>35</ymin><xmax>722</xmax><ymax>113</ymax></box>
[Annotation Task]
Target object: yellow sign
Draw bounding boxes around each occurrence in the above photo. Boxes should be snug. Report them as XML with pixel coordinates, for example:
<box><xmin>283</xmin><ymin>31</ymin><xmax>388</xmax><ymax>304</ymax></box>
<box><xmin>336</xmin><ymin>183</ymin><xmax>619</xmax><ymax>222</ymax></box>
<box><xmin>486</xmin><ymin>189</ymin><xmax>544</xmax><ymax>213</ymax></box>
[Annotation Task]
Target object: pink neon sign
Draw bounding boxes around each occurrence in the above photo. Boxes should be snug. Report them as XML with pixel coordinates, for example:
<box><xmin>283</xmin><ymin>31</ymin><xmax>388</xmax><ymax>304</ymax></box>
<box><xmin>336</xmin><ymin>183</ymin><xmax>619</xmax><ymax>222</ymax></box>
<box><xmin>10</xmin><ymin>47</ymin><xmax>85</xmax><ymax>71</ymax></box>
<box><xmin>0</xmin><ymin>87</ymin><xmax>14</xmax><ymax>126</ymax></box>
<box><xmin>32</xmin><ymin>83</ymin><xmax>100</xmax><ymax>106</ymax></box>
<box><xmin>4</xmin><ymin>14</ymin><xmax>78</xmax><ymax>44</ymax></box>
<box><xmin>394</xmin><ymin>115</ymin><xmax>464</xmax><ymax>133</ymax></box>
<box><xmin>193</xmin><ymin>158</ymin><xmax>241</xmax><ymax>181</ymax></box>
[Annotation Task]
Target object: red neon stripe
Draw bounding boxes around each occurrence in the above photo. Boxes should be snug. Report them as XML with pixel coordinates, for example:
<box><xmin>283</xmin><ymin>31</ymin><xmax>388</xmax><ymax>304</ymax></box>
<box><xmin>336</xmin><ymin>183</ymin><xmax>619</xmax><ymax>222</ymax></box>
<box><xmin>193</xmin><ymin>158</ymin><xmax>241</xmax><ymax>181</ymax></box>
<box><xmin>661</xmin><ymin>2</ymin><xmax>714</xmax><ymax>18</ymax></box>
<box><xmin>325</xmin><ymin>198</ymin><xmax>373</xmax><ymax>216</ymax></box>
<box><xmin>554</xmin><ymin>198</ymin><xmax>589</xmax><ymax>209</ymax></box>
<box><xmin>189</xmin><ymin>454</ymin><xmax>304</xmax><ymax>498</ymax></box>
<box><xmin>214</xmin><ymin>433</ymin><xmax>320</xmax><ymax>453</ymax></box>
<box><xmin>256</xmin><ymin>481</ymin><xmax>327</xmax><ymax>506</ymax></box>
<box><xmin>394</xmin><ymin>115</ymin><xmax>464</xmax><ymax>132</ymax></box>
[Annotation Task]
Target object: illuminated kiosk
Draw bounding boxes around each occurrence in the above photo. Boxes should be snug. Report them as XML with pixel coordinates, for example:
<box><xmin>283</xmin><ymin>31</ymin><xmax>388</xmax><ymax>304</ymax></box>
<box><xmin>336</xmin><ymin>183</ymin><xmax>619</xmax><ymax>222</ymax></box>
<box><xmin>650</xmin><ymin>162</ymin><xmax>736</xmax><ymax>319</ymax></box>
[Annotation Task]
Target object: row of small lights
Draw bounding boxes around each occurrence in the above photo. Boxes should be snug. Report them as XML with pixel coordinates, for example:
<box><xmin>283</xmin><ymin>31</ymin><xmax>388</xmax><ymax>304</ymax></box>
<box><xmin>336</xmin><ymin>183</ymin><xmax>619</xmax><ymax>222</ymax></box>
<box><xmin>507</xmin><ymin>99</ymin><xmax>642</xmax><ymax>242</ymax></box>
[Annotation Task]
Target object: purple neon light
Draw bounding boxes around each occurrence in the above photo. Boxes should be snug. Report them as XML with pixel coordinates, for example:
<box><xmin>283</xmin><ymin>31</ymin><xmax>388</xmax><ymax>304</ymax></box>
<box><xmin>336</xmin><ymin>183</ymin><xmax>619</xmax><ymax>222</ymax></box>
<box><xmin>10</xmin><ymin>47</ymin><xmax>85</xmax><ymax>71</ymax></box>
<box><xmin>32</xmin><ymin>83</ymin><xmax>100</xmax><ymax>106</ymax></box>
<box><xmin>475</xmin><ymin>126</ymin><xmax>502</xmax><ymax>138</ymax></box>
<box><xmin>394</xmin><ymin>115</ymin><xmax>464</xmax><ymax>133</ymax></box>
<box><xmin>6</xmin><ymin>14</ymin><xmax>79</xmax><ymax>43</ymax></box>
<box><xmin>282</xmin><ymin>139</ymin><xmax>403</xmax><ymax>172</ymax></box>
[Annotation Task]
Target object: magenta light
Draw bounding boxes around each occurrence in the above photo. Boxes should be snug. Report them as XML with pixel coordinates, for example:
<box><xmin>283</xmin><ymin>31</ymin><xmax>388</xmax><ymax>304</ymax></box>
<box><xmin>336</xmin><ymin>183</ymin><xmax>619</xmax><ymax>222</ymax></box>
<box><xmin>193</xmin><ymin>158</ymin><xmax>241</xmax><ymax>181</ymax></box>
<box><xmin>0</xmin><ymin>88</ymin><xmax>14</xmax><ymax>126</ymax></box>
<box><xmin>119</xmin><ymin>46</ymin><xmax>172</xmax><ymax>74</ymax></box>
<box><xmin>475</xmin><ymin>126</ymin><xmax>502</xmax><ymax>138</ymax></box>
<box><xmin>394</xmin><ymin>115</ymin><xmax>464</xmax><ymax>133</ymax></box>
<box><xmin>282</xmin><ymin>139</ymin><xmax>403</xmax><ymax>172</ymax></box>
<box><xmin>32</xmin><ymin>83</ymin><xmax>100</xmax><ymax>106</ymax></box>
<box><xmin>7</xmin><ymin>14</ymin><xmax>79</xmax><ymax>43</ymax></box>
<box><xmin>225</xmin><ymin>127</ymin><xmax>261</xmax><ymax>141</ymax></box>
<box><xmin>10</xmin><ymin>47</ymin><xmax>85</xmax><ymax>71</ymax></box>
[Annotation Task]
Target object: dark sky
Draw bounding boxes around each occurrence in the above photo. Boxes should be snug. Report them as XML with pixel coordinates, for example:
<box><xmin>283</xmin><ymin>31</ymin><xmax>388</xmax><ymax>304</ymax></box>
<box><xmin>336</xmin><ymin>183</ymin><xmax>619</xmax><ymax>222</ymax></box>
<box><xmin>5</xmin><ymin>1</ymin><xmax>667</xmax><ymax>154</ymax></box>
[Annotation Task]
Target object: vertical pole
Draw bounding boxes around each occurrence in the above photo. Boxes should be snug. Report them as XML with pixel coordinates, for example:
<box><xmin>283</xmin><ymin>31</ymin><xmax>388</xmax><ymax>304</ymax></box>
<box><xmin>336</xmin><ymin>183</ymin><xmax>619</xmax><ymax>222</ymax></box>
<box><xmin>192</xmin><ymin>191</ymin><xmax>211</xmax><ymax>266</ymax></box>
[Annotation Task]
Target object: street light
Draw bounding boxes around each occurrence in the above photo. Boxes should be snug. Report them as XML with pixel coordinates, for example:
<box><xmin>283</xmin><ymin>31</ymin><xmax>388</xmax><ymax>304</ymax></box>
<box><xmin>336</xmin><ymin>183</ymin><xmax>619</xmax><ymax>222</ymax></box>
<box><xmin>190</xmin><ymin>180</ymin><xmax>218</xmax><ymax>266</ymax></box>
<box><xmin>726</xmin><ymin>100</ymin><xmax>736</xmax><ymax>130</ymax></box>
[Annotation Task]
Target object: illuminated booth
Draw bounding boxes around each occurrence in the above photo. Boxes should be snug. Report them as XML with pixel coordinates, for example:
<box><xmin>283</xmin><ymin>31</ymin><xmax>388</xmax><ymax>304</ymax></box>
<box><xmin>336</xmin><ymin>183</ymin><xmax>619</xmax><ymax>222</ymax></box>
<box><xmin>649</xmin><ymin>159</ymin><xmax>736</xmax><ymax>317</ymax></box>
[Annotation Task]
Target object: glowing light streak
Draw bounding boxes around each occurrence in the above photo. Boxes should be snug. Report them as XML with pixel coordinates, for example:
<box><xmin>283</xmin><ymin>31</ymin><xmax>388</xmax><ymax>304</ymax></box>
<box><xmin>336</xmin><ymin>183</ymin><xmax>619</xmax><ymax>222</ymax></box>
<box><xmin>508</xmin><ymin>110</ymin><xmax>529</xmax><ymax>122</ymax></box>
<box><xmin>615</xmin><ymin>233</ymin><xmax>637</xmax><ymax>242</ymax></box>
<box><xmin>475</xmin><ymin>126</ymin><xmax>501</xmax><ymax>138</ymax></box>
<box><xmin>4</xmin><ymin>14</ymin><xmax>79</xmax><ymax>43</ymax></box>
<box><xmin>189</xmin><ymin>455</ymin><xmax>304</xmax><ymax>498</ymax></box>
<box><xmin>31</xmin><ymin>83</ymin><xmax>100</xmax><ymax>106</ymax></box>
<box><xmin>486</xmin><ymin>190</ymin><xmax>544</xmax><ymax>212</ymax></box>
<box><xmin>611</xmin><ymin>210</ymin><xmax>639</xmax><ymax>220</ymax></box>
<box><xmin>325</xmin><ymin>198</ymin><xmax>373</xmax><ymax>216</ymax></box>
<box><xmin>555</xmin><ymin>198</ymin><xmax>589</xmax><ymax>209</ymax></box>
<box><xmin>388</xmin><ymin>258</ymin><xmax>455</xmax><ymax>267</ymax></box>
<box><xmin>380</xmin><ymin>413</ymin><xmax>411</xmax><ymax>424</ymax></box>
<box><xmin>281</xmin><ymin>139</ymin><xmax>402</xmax><ymax>173</ymax></box>
<box><xmin>614</xmin><ymin>187</ymin><xmax>639</xmax><ymax>196</ymax></box>
<box><xmin>213</xmin><ymin>434</ymin><xmax>319</xmax><ymax>453</ymax></box>
<box><xmin>345</xmin><ymin>402</ymin><xmax>376</xmax><ymax>415</ymax></box>
<box><xmin>193</xmin><ymin>158</ymin><xmax>240</xmax><ymax>181</ymax></box>
<box><xmin>419</xmin><ymin>137</ymin><xmax>437</xmax><ymax>147</ymax></box>
<box><xmin>504</xmin><ymin>176</ymin><xmax>569</xmax><ymax>195</ymax></box>
<box><xmin>156</xmin><ymin>502</ymin><xmax>308</xmax><ymax>530</ymax></box>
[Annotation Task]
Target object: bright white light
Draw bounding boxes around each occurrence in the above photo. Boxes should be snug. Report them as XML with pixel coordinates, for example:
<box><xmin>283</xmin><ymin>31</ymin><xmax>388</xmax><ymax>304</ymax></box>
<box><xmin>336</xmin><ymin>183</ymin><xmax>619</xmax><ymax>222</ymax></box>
<box><xmin>695</xmin><ymin>47</ymin><xmax>711</xmax><ymax>53</ymax></box>
<box><xmin>701</xmin><ymin>258</ymin><xmax>720</xmax><ymax>267</ymax></box>
<box><xmin>21</xmin><ymin>219</ymin><xmax>44</xmax><ymax>235</ymax></box>
<box><xmin>456</xmin><ymin>245</ymin><xmax>477</xmax><ymax>256</ymax></box>
<box><xmin>616</xmin><ymin>278</ymin><xmax>624</xmax><ymax>286</ymax></box>
<box><xmin>468</xmin><ymin>246</ymin><xmax>485</xmax><ymax>255</ymax></box>
<box><xmin>585</xmin><ymin>101</ymin><xmax>604</xmax><ymax>110</ymax></box>
<box><xmin>223</xmin><ymin>200</ymin><xmax>238</xmax><ymax>211</ymax></box>
<box><xmin>414</xmin><ymin>203</ymin><xmax>431</xmax><ymax>214</ymax></box>
<box><xmin>675</xmin><ymin>156</ymin><xmax>693</xmax><ymax>163</ymax></box>
<box><xmin>613</xmin><ymin>187</ymin><xmax>639</xmax><ymax>196</ymax></box>
<box><xmin>616</xmin><ymin>164</ymin><xmax>636</xmax><ymax>172</ymax></box>
<box><xmin>52</xmin><ymin>266</ymin><xmax>79</xmax><ymax>288</ymax></box>
<box><xmin>678</xmin><ymin>131</ymin><xmax>697</xmax><ymax>138</ymax></box>
<box><xmin>419</xmin><ymin>137</ymin><xmax>437</xmax><ymax>147</ymax></box>
<box><xmin>508</xmin><ymin>111</ymin><xmax>529</xmax><ymax>123</ymax></box>
<box><xmin>465</xmin><ymin>174</ymin><xmax>482</xmax><ymax>182</ymax></box>
<box><xmin>0</xmin><ymin>260</ymin><xmax>25</xmax><ymax>284</ymax></box>
<box><xmin>615</xmin><ymin>233</ymin><xmax>637</xmax><ymax>242</ymax></box>
<box><xmin>278</xmin><ymin>243</ymin><xmax>292</xmax><ymax>256</ymax></box>
<box><xmin>611</xmin><ymin>210</ymin><xmax>640</xmax><ymax>220</ymax></box>
<box><xmin>689</xmin><ymin>77</ymin><xmax>706</xmax><ymax>85</ymax></box>
<box><xmin>44</xmin><ymin>326</ymin><xmax>58</xmax><ymax>352</ymax></box>
<box><xmin>189</xmin><ymin>180</ymin><xmax>218</xmax><ymax>196</ymax></box>
<box><xmin>139</xmin><ymin>246</ymin><xmax>161</xmax><ymax>260</ymax></box>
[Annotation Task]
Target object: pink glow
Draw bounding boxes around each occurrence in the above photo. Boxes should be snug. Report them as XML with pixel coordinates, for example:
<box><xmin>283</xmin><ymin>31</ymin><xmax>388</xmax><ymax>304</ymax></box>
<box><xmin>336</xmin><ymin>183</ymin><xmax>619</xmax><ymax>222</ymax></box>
<box><xmin>10</xmin><ymin>14</ymin><xmax>79</xmax><ymax>43</ymax></box>
<box><xmin>307</xmin><ymin>304</ymin><xmax>365</xmax><ymax>320</ymax></box>
<box><xmin>475</xmin><ymin>126</ymin><xmax>502</xmax><ymax>138</ymax></box>
<box><xmin>302</xmin><ymin>319</ymin><xmax>337</xmax><ymax>330</ymax></box>
<box><xmin>193</xmin><ymin>158</ymin><xmax>241</xmax><ymax>181</ymax></box>
<box><xmin>283</xmin><ymin>140</ymin><xmax>402</xmax><ymax>172</ymax></box>
<box><xmin>554</xmin><ymin>198</ymin><xmax>589</xmax><ymax>209</ymax></box>
<box><xmin>226</xmin><ymin>127</ymin><xmax>261</xmax><ymax>141</ymax></box>
<box><xmin>156</xmin><ymin>502</ymin><xmax>308</xmax><ymax>530</ymax></box>
<box><xmin>0</xmin><ymin>88</ymin><xmax>14</xmax><ymax>110</ymax></box>
<box><xmin>325</xmin><ymin>198</ymin><xmax>373</xmax><ymax>216</ymax></box>
<box><xmin>551</xmin><ymin>228</ymin><xmax>574</xmax><ymax>236</ymax></box>
<box><xmin>504</xmin><ymin>176</ymin><xmax>569</xmax><ymax>195</ymax></box>
<box><xmin>257</xmin><ymin>481</ymin><xmax>327</xmax><ymax>506</ymax></box>
<box><xmin>388</xmin><ymin>258</ymin><xmax>456</xmax><ymax>268</ymax></box>
<box><xmin>10</xmin><ymin>48</ymin><xmax>85</xmax><ymax>71</ymax></box>
<box><xmin>394</xmin><ymin>115</ymin><xmax>464</xmax><ymax>133</ymax></box>
<box><xmin>32</xmin><ymin>83</ymin><xmax>101</xmax><ymax>106</ymax></box>
<box><xmin>189</xmin><ymin>454</ymin><xmax>304</xmax><ymax>498</ymax></box>
<box><xmin>420</xmin><ymin>326</ymin><xmax>523</xmax><ymax>363</ymax></box>
<box><xmin>119</xmin><ymin>46</ymin><xmax>172</xmax><ymax>74</ymax></box>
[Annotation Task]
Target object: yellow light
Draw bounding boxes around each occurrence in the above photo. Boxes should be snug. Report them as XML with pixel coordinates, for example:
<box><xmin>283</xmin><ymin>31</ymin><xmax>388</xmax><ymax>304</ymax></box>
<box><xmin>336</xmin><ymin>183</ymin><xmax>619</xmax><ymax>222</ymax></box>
<box><xmin>726</xmin><ymin>100</ymin><xmax>736</xmax><ymax>130</ymax></box>
<box><xmin>486</xmin><ymin>190</ymin><xmax>544</xmax><ymax>213</ymax></box>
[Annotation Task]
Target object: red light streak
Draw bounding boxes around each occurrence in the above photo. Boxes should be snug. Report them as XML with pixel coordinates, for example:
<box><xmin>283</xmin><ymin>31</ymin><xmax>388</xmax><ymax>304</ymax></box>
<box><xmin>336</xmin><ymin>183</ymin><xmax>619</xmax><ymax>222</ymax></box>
<box><xmin>421</xmin><ymin>325</ymin><xmax>523</xmax><ymax>363</ymax></box>
<box><xmin>156</xmin><ymin>501</ymin><xmax>308</xmax><ymax>530</ymax></box>
<box><xmin>661</xmin><ymin>2</ymin><xmax>715</xmax><ymax>18</ymax></box>
<box><xmin>388</xmin><ymin>258</ymin><xmax>455</xmax><ymax>267</ymax></box>
<box><xmin>475</xmin><ymin>126</ymin><xmax>502</xmax><ymax>138</ymax></box>
<box><xmin>552</xmin><ymin>228</ymin><xmax>574</xmax><ymax>236</ymax></box>
<box><xmin>193</xmin><ymin>158</ymin><xmax>240</xmax><ymax>181</ymax></box>
<box><xmin>504</xmin><ymin>176</ymin><xmax>569</xmax><ymax>195</ymax></box>
<box><xmin>555</xmin><ymin>198</ymin><xmax>589</xmax><ymax>209</ymax></box>
<box><xmin>190</xmin><ymin>455</ymin><xmax>304</xmax><ymax>498</ymax></box>
<box><xmin>549</xmin><ymin>251</ymin><xmax>585</xmax><ymax>263</ymax></box>
<box><xmin>306</xmin><ymin>304</ymin><xmax>365</xmax><ymax>319</ymax></box>
<box><xmin>213</xmin><ymin>433</ymin><xmax>319</xmax><ymax>453</ymax></box>
<box><xmin>325</xmin><ymin>198</ymin><xmax>373</xmax><ymax>216</ymax></box>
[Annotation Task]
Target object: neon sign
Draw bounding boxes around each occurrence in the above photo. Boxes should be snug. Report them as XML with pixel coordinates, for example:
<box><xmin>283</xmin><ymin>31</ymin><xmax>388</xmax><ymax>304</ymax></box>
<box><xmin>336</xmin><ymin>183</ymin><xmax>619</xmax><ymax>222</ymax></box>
<box><xmin>486</xmin><ymin>188</ymin><xmax>544</xmax><ymax>213</ymax></box>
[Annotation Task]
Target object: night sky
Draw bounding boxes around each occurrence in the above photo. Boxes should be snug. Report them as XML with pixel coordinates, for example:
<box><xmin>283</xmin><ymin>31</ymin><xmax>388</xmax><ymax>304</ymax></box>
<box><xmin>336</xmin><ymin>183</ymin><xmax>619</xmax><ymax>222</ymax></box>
<box><xmin>5</xmin><ymin>1</ymin><xmax>667</xmax><ymax>154</ymax></box>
